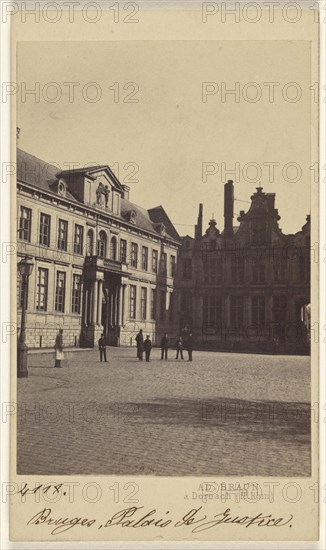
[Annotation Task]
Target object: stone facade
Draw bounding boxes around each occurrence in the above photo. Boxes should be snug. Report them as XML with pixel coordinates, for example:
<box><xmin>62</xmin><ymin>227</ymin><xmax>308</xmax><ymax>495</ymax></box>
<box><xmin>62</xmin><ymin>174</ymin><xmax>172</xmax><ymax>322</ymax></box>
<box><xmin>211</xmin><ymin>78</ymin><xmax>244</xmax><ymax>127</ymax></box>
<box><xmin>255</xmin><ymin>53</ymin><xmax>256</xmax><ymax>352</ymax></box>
<box><xmin>17</xmin><ymin>148</ymin><xmax>180</xmax><ymax>349</ymax></box>
<box><xmin>175</xmin><ymin>181</ymin><xmax>310</xmax><ymax>354</ymax></box>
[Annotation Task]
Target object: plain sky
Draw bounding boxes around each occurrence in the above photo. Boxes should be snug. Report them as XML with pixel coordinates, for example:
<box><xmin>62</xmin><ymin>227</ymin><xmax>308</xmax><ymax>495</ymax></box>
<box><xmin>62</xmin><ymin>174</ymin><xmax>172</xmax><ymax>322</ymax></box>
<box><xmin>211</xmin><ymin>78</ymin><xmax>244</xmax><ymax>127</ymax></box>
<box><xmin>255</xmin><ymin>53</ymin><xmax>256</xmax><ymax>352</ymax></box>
<box><xmin>17</xmin><ymin>40</ymin><xmax>312</xmax><ymax>235</ymax></box>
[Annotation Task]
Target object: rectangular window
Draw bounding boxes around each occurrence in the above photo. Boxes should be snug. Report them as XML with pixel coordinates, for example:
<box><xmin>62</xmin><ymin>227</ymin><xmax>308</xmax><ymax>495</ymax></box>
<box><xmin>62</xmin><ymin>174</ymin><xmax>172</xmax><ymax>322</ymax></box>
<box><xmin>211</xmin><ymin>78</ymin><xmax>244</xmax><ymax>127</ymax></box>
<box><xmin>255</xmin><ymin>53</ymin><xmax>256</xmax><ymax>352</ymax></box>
<box><xmin>160</xmin><ymin>290</ymin><xmax>165</xmax><ymax>320</ymax></box>
<box><xmin>252</xmin><ymin>259</ymin><xmax>265</xmax><ymax>283</ymax></box>
<box><xmin>151</xmin><ymin>288</ymin><xmax>156</xmax><ymax>320</ymax></box>
<box><xmin>231</xmin><ymin>256</ymin><xmax>244</xmax><ymax>283</ymax></box>
<box><xmin>272</xmin><ymin>295</ymin><xmax>287</xmax><ymax>323</ymax></box>
<box><xmin>74</xmin><ymin>224</ymin><xmax>84</xmax><ymax>255</ymax></box>
<box><xmin>130</xmin><ymin>243</ymin><xmax>138</xmax><ymax>268</ymax></box>
<box><xmin>181</xmin><ymin>292</ymin><xmax>193</xmax><ymax>317</ymax></box>
<box><xmin>142</xmin><ymin>246</ymin><xmax>148</xmax><ymax>271</ymax></box>
<box><xmin>71</xmin><ymin>274</ymin><xmax>82</xmax><ymax>314</ymax></box>
<box><xmin>120</xmin><ymin>239</ymin><xmax>127</xmax><ymax>263</ymax></box>
<box><xmin>251</xmin><ymin>296</ymin><xmax>265</xmax><ymax>326</ymax></box>
<box><xmin>161</xmin><ymin>252</ymin><xmax>167</xmax><ymax>274</ymax></box>
<box><xmin>252</xmin><ymin>219</ymin><xmax>266</xmax><ymax>244</ymax></box>
<box><xmin>203</xmin><ymin>295</ymin><xmax>222</xmax><ymax>329</ymax></box>
<box><xmin>182</xmin><ymin>258</ymin><xmax>192</xmax><ymax>280</ymax></box>
<box><xmin>130</xmin><ymin>285</ymin><xmax>136</xmax><ymax>319</ymax></box>
<box><xmin>57</xmin><ymin>219</ymin><xmax>68</xmax><ymax>251</ymax></box>
<box><xmin>141</xmin><ymin>287</ymin><xmax>147</xmax><ymax>320</ymax></box>
<box><xmin>19</xmin><ymin>206</ymin><xmax>32</xmax><ymax>242</ymax></box>
<box><xmin>55</xmin><ymin>271</ymin><xmax>66</xmax><ymax>312</ymax></box>
<box><xmin>273</xmin><ymin>254</ymin><xmax>287</xmax><ymax>282</ymax></box>
<box><xmin>230</xmin><ymin>296</ymin><xmax>243</xmax><ymax>327</ymax></box>
<box><xmin>208</xmin><ymin>256</ymin><xmax>223</xmax><ymax>284</ymax></box>
<box><xmin>152</xmin><ymin>250</ymin><xmax>158</xmax><ymax>273</ymax></box>
<box><xmin>36</xmin><ymin>268</ymin><xmax>48</xmax><ymax>311</ymax></box>
<box><xmin>39</xmin><ymin>213</ymin><xmax>51</xmax><ymax>246</ymax></box>
<box><xmin>170</xmin><ymin>255</ymin><xmax>176</xmax><ymax>277</ymax></box>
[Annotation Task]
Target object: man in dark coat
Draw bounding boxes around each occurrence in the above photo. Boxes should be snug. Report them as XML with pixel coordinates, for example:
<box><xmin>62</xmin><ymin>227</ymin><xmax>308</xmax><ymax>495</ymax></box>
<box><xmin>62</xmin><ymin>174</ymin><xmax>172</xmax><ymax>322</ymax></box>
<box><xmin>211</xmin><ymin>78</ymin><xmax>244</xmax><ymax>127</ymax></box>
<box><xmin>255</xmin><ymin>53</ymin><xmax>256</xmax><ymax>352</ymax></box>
<box><xmin>144</xmin><ymin>335</ymin><xmax>152</xmax><ymax>362</ymax></box>
<box><xmin>175</xmin><ymin>336</ymin><xmax>184</xmax><ymax>360</ymax></box>
<box><xmin>160</xmin><ymin>333</ymin><xmax>168</xmax><ymax>360</ymax></box>
<box><xmin>185</xmin><ymin>333</ymin><xmax>194</xmax><ymax>361</ymax></box>
<box><xmin>135</xmin><ymin>329</ymin><xmax>144</xmax><ymax>360</ymax></box>
<box><xmin>98</xmin><ymin>333</ymin><xmax>107</xmax><ymax>362</ymax></box>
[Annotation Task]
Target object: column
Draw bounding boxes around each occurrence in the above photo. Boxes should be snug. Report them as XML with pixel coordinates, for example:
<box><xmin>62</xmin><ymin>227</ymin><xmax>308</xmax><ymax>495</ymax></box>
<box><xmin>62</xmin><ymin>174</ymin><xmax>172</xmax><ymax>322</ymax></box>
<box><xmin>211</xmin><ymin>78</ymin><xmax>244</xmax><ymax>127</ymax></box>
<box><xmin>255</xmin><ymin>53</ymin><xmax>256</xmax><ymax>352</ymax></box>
<box><xmin>115</xmin><ymin>286</ymin><xmax>119</xmax><ymax>325</ymax></box>
<box><xmin>84</xmin><ymin>287</ymin><xmax>88</xmax><ymax>325</ymax></box>
<box><xmin>123</xmin><ymin>284</ymin><xmax>129</xmax><ymax>323</ymax></box>
<box><xmin>165</xmin><ymin>290</ymin><xmax>170</xmax><ymax>324</ymax></box>
<box><xmin>92</xmin><ymin>279</ymin><xmax>98</xmax><ymax>324</ymax></box>
<box><xmin>118</xmin><ymin>285</ymin><xmax>123</xmax><ymax>325</ymax></box>
<box><xmin>97</xmin><ymin>280</ymin><xmax>103</xmax><ymax>325</ymax></box>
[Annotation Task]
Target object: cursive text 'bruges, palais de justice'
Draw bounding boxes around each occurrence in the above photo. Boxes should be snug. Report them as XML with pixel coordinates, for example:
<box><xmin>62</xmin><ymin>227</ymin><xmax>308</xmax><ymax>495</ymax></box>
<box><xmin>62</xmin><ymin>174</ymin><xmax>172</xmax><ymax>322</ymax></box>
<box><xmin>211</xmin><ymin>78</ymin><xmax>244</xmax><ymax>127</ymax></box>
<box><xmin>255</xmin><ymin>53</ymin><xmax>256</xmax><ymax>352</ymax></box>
<box><xmin>27</xmin><ymin>506</ymin><xmax>294</xmax><ymax>536</ymax></box>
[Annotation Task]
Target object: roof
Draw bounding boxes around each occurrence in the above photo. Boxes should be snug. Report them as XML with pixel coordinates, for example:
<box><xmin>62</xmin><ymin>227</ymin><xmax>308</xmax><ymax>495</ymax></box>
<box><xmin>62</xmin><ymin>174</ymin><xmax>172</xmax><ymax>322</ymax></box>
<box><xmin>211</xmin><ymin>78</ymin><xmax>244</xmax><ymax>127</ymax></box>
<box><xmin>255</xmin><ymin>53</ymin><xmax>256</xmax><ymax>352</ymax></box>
<box><xmin>17</xmin><ymin>148</ymin><xmax>179</xmax><ymax>243</ymax></box>
<box><xmin>17</xmin><ymin>148</ymin><xmax>78</xmax><ymax>202</ymax></box>
<box><xmin>148</xmin><ymin>206</ymin><xmax>181</xmax><ymax>241</ymax></box>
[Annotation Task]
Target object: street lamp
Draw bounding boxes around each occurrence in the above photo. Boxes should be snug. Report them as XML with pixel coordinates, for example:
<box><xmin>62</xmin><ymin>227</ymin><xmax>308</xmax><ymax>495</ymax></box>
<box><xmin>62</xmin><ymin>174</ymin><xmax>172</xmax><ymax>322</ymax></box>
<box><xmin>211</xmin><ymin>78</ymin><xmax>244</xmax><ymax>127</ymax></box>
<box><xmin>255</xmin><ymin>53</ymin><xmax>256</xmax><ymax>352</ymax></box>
<box><xmin>17</xmin><ymin>256</ymin><xmax>34</xmax><ymax>378</ymax></box>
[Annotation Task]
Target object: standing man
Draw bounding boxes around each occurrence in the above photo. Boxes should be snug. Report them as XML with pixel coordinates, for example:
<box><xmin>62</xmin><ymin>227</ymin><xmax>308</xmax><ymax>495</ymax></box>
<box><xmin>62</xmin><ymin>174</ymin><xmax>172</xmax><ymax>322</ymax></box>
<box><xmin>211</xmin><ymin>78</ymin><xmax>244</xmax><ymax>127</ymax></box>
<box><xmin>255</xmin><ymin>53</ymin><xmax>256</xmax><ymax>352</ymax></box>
<box><xmin>144</xmin><ymin>335</ymin><xmax>152</xmax><ymax>362</ymax></box>
<box><xmin>135</xmin><ymin>329</ymin><xmax>144</xmax><ymax>361</ymax></box>
<box><xmin>98</xmin><ymin>332</ymin><xmax>107</xmax><ymax>362</ymax></box>
<box><xmin>160</xmin><ymin>333</ymin><xmax>169</xmax><ymax>360</ymax></box>
<box><xmin>54</xmin><ymin>328</ymin><xmax>64</xmax><ymax>368</ymax></box>
<box><xmin>186</xmin><ymin>333</ymin><xmax>194</xmax><ymax>362</ymax></box>
<box><xmin>175</xmin><ymin>336</ymin><xmax>184</xmax><ymax>360</ymax></box>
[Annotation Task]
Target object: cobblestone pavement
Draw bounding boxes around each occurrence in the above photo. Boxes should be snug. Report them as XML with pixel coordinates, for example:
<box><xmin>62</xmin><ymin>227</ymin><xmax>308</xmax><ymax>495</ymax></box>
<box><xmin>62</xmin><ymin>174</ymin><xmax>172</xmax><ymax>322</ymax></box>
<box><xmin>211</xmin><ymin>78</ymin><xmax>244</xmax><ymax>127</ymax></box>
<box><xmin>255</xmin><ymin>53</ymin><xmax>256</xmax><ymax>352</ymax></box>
<box><xmin>17</xmin><ymin>348</ymin><xmax>311</xmax><ymax>476</ymax></box>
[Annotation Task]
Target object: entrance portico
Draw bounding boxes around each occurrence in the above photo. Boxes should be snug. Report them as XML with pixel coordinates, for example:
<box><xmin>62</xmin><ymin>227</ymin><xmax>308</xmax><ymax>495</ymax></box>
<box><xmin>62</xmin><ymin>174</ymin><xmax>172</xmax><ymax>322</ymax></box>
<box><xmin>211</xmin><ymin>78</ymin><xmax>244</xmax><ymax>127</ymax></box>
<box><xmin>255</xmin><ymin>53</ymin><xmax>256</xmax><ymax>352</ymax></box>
<box><xmin>82</xmin><ymin>255</ymin><xmax>129</xmax><ymax>347</ymax></box>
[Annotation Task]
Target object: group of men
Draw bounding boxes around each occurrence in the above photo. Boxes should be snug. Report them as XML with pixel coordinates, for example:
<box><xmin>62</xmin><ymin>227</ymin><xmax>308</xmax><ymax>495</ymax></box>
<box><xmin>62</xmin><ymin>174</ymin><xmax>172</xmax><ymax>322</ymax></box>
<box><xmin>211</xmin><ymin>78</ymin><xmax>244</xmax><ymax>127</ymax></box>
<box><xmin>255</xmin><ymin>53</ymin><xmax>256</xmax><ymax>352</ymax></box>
<box><xmin>53</xmin><ymin>329</ymin><xmax>195</xmax><ymax>367</ymax></box>
<box><xmin>135</xmin><ymin>330</ymin><xmax>194</xmax><ymax>362</ymax></box>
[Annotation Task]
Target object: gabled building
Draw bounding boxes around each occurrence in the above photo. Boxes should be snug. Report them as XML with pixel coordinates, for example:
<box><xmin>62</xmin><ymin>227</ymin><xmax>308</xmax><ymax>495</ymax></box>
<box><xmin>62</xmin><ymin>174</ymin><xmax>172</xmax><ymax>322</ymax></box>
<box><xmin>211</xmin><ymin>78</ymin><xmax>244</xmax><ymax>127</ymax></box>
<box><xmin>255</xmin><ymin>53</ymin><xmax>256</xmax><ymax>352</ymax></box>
<box><xmin>176</xmin><ymin>181</ymin><xmax>310</xmax><ymax>354</ymax></box>
<box><xmin>17</xmin><ymin>148</ymin><xmax>181</xmax><ymax>349</ymax></box>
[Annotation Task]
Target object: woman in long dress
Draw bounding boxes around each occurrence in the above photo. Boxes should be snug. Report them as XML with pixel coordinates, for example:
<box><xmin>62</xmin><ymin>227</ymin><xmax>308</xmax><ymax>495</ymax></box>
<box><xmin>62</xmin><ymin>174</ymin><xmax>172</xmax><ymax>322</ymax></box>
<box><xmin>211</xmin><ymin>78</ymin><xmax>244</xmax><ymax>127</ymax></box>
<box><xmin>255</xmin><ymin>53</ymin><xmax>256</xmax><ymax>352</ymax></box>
<box><xmin>54</xmin><ymin>329</ymin><xmax>64</xmax><ymax>368</ymax></box>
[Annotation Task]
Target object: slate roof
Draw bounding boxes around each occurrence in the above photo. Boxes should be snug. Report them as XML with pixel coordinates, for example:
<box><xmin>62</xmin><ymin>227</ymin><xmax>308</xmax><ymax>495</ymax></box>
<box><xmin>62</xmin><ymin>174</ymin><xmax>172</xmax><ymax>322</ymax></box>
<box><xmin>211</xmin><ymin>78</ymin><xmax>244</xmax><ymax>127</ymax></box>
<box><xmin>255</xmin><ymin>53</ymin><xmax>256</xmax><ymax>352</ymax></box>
<box><xmin>148</xmin><ymin>206</ymin><xmax>181</xmax><ymax>241</ymax></box>
<box><xmin>17</xmin><ymin>148</ymin><xmax>179</xmax><ymax>243</ymax></box>
<box><xmin>17</xmin><ymin>148</ymin><xmax>78</xmax><ymax>202</ymax></box>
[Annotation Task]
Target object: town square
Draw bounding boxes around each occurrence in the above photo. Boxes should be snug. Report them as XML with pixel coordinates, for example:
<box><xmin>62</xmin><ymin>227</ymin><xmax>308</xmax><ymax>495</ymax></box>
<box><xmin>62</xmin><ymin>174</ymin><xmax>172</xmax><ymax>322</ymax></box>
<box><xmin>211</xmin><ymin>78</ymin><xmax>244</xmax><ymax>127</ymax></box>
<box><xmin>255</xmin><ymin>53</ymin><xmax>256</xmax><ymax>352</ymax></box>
<box><xmin>17</xmin><ymin>348</ymin><xmax>310</xmax><ymax>477</ymax></box>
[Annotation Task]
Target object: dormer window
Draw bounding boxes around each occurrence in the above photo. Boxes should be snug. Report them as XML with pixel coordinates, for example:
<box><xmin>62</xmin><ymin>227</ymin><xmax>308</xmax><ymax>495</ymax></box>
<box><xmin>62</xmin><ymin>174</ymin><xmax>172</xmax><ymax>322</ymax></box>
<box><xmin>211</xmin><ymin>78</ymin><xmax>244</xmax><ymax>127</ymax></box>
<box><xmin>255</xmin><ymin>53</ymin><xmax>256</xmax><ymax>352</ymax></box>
<box><xmin>154</xmin><ymin>222</ymin><xmax>166</xmax><ymax>235</ymax></box>
<box><xmin>52</xmin><ymin>177</ymin><xmax>67</xmax><ymax>197</ymax></box>
<box><xmin>58</xmin><ymin>179</ymin><xmax>66</xmax><ymax>196</ymax></box>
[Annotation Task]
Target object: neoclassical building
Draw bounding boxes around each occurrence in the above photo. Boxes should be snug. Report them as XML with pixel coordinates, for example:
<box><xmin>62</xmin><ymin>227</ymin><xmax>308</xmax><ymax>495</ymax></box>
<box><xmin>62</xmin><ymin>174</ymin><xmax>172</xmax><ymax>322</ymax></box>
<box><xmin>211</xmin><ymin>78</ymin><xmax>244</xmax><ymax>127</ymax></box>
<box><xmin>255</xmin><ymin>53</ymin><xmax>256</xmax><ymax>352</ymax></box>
<box><xmin>17</xmin><ymin>148</ymin><xmax>180</xmax><ymax>348</ymax></box>
<box><xmin>176</xmin><ymin>181</ymin><xmax>310</xmax><ymax>353</ymax></box>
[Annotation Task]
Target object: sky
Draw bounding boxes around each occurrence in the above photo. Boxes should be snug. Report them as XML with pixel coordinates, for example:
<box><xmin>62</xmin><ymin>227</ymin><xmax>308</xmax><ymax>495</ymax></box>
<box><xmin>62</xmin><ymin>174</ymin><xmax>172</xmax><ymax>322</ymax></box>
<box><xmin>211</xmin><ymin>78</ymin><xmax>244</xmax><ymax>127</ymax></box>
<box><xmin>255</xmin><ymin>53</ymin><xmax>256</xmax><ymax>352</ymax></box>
<box><xmin>17</xmin><ymin>40</ymin><xmax>312</xmax><ymax>235</ymax></box>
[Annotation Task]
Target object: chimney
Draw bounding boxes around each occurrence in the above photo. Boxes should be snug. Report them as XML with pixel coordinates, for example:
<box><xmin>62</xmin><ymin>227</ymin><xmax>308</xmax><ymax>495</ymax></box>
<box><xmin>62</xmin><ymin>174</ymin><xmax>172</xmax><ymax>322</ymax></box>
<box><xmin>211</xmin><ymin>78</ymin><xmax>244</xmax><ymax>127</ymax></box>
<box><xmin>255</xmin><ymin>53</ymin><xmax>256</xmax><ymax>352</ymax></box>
<box><xmin>224</xmin><ymin>180</ymin><xmax>234</xmax><ymax>238</ymax></box>
<box><xmin>122</xmin><ymin>184</ymin><xmax>130</xmax><ymax>200</ymax></box>
<box><xmin>195</xmin><ymin>203</ymin><xmax>203</xmax><ymax>239</ymax></box>
<box><xmin>16</xmin><ymin>127</ymin><xmax>20</xmax><ymax>141</ymax></box>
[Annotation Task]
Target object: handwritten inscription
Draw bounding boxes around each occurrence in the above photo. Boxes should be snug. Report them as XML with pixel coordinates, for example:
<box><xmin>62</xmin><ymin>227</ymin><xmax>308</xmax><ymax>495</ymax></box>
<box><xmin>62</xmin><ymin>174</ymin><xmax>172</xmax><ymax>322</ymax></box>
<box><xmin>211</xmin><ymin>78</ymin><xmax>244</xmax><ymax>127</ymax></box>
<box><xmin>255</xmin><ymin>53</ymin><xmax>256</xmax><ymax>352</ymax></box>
<box><xmin>27</xmin><ymin>506</ymin><xmax>293</xmax><ymax>536</ymax></box>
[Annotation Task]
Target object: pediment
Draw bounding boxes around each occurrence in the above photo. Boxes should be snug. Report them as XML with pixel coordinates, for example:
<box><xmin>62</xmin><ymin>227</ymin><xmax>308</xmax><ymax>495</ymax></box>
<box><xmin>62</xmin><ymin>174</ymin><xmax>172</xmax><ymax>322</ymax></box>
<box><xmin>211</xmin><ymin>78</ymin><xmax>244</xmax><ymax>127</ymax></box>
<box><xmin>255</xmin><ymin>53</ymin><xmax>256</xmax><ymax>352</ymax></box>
<box><xmin>87</xmin><ymin>166</ymin><xmax>124</xmax><ymax>193</ymax></box>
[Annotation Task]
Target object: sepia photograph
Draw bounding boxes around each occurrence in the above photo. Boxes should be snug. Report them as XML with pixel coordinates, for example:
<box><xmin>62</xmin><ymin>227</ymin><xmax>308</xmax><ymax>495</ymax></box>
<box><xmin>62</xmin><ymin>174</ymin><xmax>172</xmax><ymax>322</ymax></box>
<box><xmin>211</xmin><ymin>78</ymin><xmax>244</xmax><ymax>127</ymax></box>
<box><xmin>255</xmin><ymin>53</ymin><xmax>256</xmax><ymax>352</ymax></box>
<box><xmin>15</xmin><ymin>37</ymin><xmax>313</xmax><ymax>479</ymax></box>
<box><xmin>4</xmin><ymin>3</ymin><xmax>323</xmax><ymax>544</ymax></box>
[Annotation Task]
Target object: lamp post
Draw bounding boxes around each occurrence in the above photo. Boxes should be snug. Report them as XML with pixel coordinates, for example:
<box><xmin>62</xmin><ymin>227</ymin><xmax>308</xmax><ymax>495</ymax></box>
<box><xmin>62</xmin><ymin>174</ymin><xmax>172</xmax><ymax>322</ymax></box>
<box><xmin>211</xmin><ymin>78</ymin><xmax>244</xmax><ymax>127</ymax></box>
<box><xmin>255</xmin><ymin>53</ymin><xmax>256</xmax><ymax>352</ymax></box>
<box><xmin>17</xmin><ymin>256</ymin><xmax>34</xmax><ymax>378</ymax></box>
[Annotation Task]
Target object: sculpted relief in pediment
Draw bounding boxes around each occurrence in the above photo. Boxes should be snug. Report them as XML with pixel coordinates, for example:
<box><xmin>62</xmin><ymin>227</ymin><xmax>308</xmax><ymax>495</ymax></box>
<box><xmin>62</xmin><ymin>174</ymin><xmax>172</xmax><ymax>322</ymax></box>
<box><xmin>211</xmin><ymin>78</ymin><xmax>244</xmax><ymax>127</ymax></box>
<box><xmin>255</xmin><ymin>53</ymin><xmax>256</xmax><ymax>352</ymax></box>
<box><xmin>96</xmin><ymin>182</ymin><xmax>110</xmax><ymax>208</ymax></box>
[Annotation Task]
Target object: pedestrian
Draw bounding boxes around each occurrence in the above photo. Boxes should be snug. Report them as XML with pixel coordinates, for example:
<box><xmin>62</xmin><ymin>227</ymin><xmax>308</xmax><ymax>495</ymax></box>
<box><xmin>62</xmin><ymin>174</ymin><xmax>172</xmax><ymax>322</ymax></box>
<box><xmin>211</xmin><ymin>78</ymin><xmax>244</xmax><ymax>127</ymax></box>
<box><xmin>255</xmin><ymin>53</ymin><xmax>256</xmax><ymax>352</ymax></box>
<box><xmin>135</xmin><ymin>329</ymin><xmax>144</xmax><ymax>360</ymax></box>
<box><xmin>98</xmin><ymin>332</ymin><xmax>107</xmax><ymax>362</ymax></box>
<box><xmin>186</xmin><ymin>333</ymin><xmax>194</xmax><ymax>361</ymax></box>
<box><xmin>175</xmin><ymin>336</ymin><xmax>184</xmax><ymax>360</ymax></box>
<box><xmin>54</xmin><ymin>328</ymin><xmax>64</xmax><ymax>368</ymax></box>
<box><xmin>144</xmin><ymin>335</ymin><xmax>152</xmax><ymax>362</ymax></box>
<box><xmin>160</xmin><ymin>332</ymin><xmax>168</xmax><ymax>360</ymax></box>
